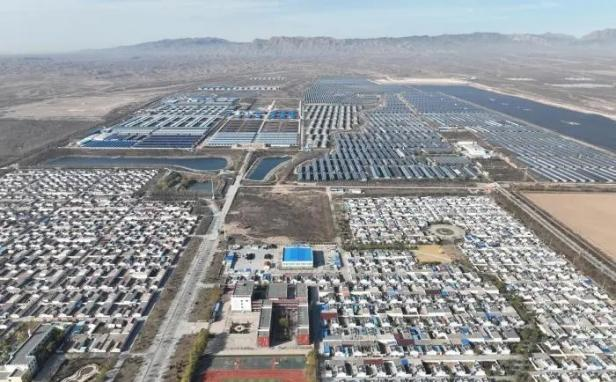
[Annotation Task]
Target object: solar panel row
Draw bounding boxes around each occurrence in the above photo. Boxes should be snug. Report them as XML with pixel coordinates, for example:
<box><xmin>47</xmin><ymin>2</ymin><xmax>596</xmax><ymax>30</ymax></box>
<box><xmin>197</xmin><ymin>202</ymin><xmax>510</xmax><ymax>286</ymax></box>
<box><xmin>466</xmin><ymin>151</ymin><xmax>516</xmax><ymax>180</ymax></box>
<box><xmin>133</xmin><ymin>135</ymin><xmax>202</xmax><ymax>148</ymax></box>
<box><xmin>82</xmin><ymin>141</ymin><xmax>137</xmax><ymax>148</ymax></box>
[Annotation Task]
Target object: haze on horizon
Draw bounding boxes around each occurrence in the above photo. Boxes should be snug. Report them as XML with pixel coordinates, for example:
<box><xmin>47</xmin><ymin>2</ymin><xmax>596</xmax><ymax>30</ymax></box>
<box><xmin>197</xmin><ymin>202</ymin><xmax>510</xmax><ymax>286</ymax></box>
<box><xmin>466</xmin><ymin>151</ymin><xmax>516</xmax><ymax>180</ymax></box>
<box><xmin>2</xmin><ymin>0</ymin><xmax>615</xmax><ymax>54</ymax></box>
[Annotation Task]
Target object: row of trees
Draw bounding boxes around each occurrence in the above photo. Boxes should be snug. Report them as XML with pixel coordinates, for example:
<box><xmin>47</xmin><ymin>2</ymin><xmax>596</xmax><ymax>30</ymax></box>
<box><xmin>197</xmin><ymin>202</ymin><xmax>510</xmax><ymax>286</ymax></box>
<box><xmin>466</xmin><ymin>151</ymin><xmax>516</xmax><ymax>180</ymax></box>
<box><xmin>181</xmin><ymin>329</ymin><xmax>209</xmax><ymax>382</ymax></box>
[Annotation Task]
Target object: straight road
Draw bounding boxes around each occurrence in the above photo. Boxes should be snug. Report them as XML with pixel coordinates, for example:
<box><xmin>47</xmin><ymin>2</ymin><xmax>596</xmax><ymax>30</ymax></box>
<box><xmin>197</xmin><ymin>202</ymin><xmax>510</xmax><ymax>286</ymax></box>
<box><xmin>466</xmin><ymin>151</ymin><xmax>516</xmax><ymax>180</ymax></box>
<box><xmin>132</xmin><ymin>152</ymin><xmax>252</xmax><ymax>382</ymax></box>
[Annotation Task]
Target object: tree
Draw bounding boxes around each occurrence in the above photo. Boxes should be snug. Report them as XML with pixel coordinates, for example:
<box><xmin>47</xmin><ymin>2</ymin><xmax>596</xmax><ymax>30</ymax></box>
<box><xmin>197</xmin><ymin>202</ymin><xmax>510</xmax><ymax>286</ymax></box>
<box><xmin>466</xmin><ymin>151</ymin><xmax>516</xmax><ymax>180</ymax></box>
<box><xmin>278</xmin><ymin>316</ymin><xmax>290</xmax><ymax>340</ymax></box>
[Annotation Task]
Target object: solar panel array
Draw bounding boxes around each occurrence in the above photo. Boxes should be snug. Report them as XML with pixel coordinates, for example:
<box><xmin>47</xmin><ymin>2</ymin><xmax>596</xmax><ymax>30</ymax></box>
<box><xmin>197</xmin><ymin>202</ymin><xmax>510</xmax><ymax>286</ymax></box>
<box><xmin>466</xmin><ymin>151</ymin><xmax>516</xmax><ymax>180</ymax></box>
<box><xmin>207</xmin><ymin>118</ymin><xmax>262</xmax><ymax>146</ymax></box>
<box><xmin>303</xmin><ymin>78</ymin><xmax>380</xmax><ymax>104</ymax></box>
<box><xmin>304</xmin><ymin>104</ymin><xmax>361</xmax><ymax>148</ymax></box>
<box><xmin>80</xmin><ymin>96</ymin><xmax>234</xmax><ymax>149</ymax></box>
<box><xmin>208</xmin><ymin>132</ymin><xmax>258</xmax><ymax>146</ymax></box>
<box><xmin>254</xmin><ymin>133</ymin><xmax>298</xmax><ymax>146</ymax></box>
<box><xmin>207</xmin><ymin>109</ymin><xmax>300</xmax><ymax>147</ymax></box>
<box><xmin>82</xmin><ymin>140</ymin><xmax>136</xmax><ymax>148</ymax></box>
<box><xmin>268</xmin><ymin>110</ymin><xmax>299</xmax><ymax>119</ymax></box>
<box><xmin>476</xmin><ymin>120</ymin><xmax>616</xmax><ymax>182</ymax></box>
<box><xmin>403</xmin><ymin>88</ymin><xmax>616</xmax><ymax>183</ymax></box>
<box><xmin>297</xmin><ymin>93</ymin><xmax>479</xmax><ymax>182</ymax></box>
<box><xmin>134</xmin><ymin>135</ymin><xmax>203</xmax><ymax>149</ymax></box>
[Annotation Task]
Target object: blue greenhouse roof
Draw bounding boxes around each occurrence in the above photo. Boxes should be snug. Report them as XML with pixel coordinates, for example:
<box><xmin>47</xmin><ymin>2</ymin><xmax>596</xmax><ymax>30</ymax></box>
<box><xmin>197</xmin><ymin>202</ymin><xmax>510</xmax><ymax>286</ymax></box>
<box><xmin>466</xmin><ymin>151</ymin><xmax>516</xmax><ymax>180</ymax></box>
<box><xmin>282</xmin><ymin>246</ymin><xmax>313</xmax><ymax>262</ymax></box>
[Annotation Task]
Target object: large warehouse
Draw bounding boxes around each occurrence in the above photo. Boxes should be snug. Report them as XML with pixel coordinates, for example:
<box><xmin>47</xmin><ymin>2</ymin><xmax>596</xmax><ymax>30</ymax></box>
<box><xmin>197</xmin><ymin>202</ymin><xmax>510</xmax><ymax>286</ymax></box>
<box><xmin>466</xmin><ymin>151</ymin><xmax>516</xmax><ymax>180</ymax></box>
<box><xmin>281</xmin><ymin>245</ymin><xmax>314</xmax><ymax>269</ymax></box>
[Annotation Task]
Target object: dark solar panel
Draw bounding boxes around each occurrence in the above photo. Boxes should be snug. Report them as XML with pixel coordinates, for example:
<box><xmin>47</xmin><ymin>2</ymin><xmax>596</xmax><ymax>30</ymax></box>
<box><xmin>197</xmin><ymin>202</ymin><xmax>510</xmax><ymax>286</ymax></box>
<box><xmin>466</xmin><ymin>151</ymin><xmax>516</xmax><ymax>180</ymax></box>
<box><xmin>134</xmin><ymin>134</ymin><xmax>202</xmax><ymax>148</ymax></box>
<box><xmin>82</xmin><ymin>140</ymin><xmax>136</xmax><ymax>148</ymax></box>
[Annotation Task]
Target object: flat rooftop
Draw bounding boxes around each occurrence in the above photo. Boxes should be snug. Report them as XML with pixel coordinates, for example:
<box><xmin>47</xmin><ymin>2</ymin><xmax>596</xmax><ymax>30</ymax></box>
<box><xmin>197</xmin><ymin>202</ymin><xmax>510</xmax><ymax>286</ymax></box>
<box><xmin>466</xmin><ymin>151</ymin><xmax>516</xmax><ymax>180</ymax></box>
<box><xmin>11</xmin><ymin>324</ymin><xmax>54</xmax><ymax>366</ymax></box>
<box><xmin>298</xmin><ymin>305</ymin><xmax>310</xmax><ymax>328</ymax></box>
<box><xmin>267</xmin><ymin>282</ymin><xmax>289</xmax><ymax>299</ymax></box>
<box><xmin>282</xmin><ymin>246</ymin><xmax>314</xmax><ymax>262</ymax></box>
<box><xmin>233</xmin><ymin>281</ymin><xmax>255</xmax><ymax>297</ymax></box>
<box><xmin>258</xmin><ymin>301</ymin><xmax>273</xmax><ymax>331</ymax></box>
<box><xmin>296</xmin><ymin>284</ymin><xmax>309</xmax><ymax>300</ymax></box>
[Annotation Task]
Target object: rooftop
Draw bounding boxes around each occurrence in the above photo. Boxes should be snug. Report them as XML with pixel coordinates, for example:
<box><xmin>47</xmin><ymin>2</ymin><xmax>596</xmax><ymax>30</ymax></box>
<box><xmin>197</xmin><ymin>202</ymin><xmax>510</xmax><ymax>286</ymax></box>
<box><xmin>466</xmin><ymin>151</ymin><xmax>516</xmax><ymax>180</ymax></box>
<box><xmin>282</xmin><ymin>246</ymin><xmax>313</xmax><ymax>262</ymax></box>
<box><xmin>267</xmin><ymin>282</ymin><xmax>289</xmax><ymax>299</ymax></box>
<box><xmin>233</xmin><ymin>281</ymin><xmax>254</xmax><ymax>297</ymax></box>
<box><xmin>10</xmin><ymin>324</ymin><xmax>55</xmax><ymax>367</ymax></box>
<box><xmin>258</xmin><ymin>301</ymin><xmax>272</xmax><ymax>331</ymax></box>
<box><xmin>298</xmin><ymin>305</ymin><xmax>310</xmax><ymax>328</ymax></box>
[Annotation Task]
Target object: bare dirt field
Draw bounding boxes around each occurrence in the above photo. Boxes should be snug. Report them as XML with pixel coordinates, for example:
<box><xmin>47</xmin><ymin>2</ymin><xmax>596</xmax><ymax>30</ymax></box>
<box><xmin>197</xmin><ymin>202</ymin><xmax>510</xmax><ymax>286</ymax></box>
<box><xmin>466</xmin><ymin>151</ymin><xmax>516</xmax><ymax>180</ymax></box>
<box><xmin>225</xmin><ymin>186</ymin><xmax>335</xmax><ymax>243</ymax></box>
<box><xmin>0</xmin><ymin>118</ymin><xmax>93</xmax><ymax>165</ymax></box>
<box><xmin>188</xmin><ymin>288</ymin><xmax>222</xmax><ymax>322</ymax></box>
<box><xmin>114</xmin><ymin>357</ymin><xmax>144</xmax><ymax>382</ymax></box>
<box><xmin>163</xmin><ymin>334</ymin><xmax>196</xmax><ymax>382</ymax></box>
<box><xmin>414</xmin><ymin>244</ymin><xmax>459</xmax><ymax>264</ymax></box>
<box><xmin>0</xmin><ymin>87</ymin><xmax>169</xmax><ymax>121</ymax></box>
<box><xmin>374</xmin><ymin>77</ymin><xmax>468</xmax><ymax>85</ymax></box>
<box><xmin>524</xmin><ymin>192</ymin><xmax>616</xmax><ymax>260</ymax></box>
<box><xmin>0</xmin><ymin>87</ymin><xmax>172</xmax><ymax>166</ymax></box>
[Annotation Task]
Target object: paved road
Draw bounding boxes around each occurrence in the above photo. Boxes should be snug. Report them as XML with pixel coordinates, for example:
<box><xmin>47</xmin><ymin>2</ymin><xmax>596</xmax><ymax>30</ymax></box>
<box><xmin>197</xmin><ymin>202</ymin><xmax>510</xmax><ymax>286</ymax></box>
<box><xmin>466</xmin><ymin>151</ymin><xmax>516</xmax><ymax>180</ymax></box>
<box><xmin>329</xmin><ymin>354</ymin><xmax>523</xmax><ymax>363</ymax></box>
<box><xmin>130</xmin><ymin>152</ymin><xmax>252</xmax><ymax>382</ymax></box>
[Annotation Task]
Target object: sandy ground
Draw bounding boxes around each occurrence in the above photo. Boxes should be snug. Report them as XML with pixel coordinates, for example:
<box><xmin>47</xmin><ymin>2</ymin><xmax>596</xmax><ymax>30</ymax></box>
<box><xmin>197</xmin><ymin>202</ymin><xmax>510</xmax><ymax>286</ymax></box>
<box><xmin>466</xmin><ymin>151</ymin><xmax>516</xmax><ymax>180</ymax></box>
<box><xmin>373</xmin><ymin>77</ymin><xmax>468</xmax><ymax>85</ymax></box>
<box><xmin>415</xmin><ymin>244</ymin><xmax>452</xmax><ymax>264</ymax></box>
<box><xmin>0</xmin><ymin>87</ymin><xmax>173</xmax><ymax>121</ymax></box>
<box><xmin>414</xmin><ymin>244</ymin><xmax>460</xmax><ymax>264</ymax></box>
<box><xmin>549</xmin><ymin>83</ymin><xmax>613</xmax><ymax>89</ymax></box>
<box><xmin>524</xmin><ymin>192</ymin><xmax>616</xmax><ymax>260</ymax></box>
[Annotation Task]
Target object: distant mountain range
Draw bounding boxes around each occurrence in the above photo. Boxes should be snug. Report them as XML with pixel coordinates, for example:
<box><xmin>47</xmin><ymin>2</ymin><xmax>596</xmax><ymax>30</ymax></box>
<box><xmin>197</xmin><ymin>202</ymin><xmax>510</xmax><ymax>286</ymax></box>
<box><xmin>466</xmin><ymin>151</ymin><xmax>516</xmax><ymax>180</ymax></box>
<box><xmin>581</xmin><ymin>28</ymin><xmax>616</xmax><ymax>43</ymax></box>
<box><xmin>97</xmin><ymin>29</ymin><xmax>616</xmax><ymax>57</ymax></box>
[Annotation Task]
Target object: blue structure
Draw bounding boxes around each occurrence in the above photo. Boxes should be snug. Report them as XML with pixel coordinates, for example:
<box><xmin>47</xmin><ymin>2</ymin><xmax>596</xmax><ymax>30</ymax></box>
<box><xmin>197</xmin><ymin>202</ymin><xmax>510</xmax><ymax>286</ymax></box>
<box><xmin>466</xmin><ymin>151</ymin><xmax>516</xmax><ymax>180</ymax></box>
<box><xmin>82</xmin><ymin>140</ymin><xmax>137</xmax><ymax>148</ymax></box>
<box><xmin>268</xmin><ymin>110</ymin><xmax>299</xmax><ymax>120</ymax></box>
<box><xmin>224</xmin><ymin>252</ymin><xmax>237</xmax><ymax>269</ymax></box>
<box><xmin>282</xmin><ymin>245</ymin><xmax>314</xmax><ymax>268</ymax></box>
<box><xmin>135</xmin><ymin>134</ymin><xmax>202</xmax><ymax>148</ymax></box>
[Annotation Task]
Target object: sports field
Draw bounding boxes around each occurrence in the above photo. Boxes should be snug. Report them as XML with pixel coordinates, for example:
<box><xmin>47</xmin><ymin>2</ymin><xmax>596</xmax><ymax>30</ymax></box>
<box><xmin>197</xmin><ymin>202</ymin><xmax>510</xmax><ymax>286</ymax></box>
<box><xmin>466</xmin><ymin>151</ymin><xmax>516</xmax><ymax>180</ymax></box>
<box><xmin>524</xmin><ymin>192</ymin><xmax>616</xmax><ymax>260</ymax></box>
<box><xmin>202</xmin><ymin>356</ymin><xmax>307</xmax><ymax>382</ymax></box>
<box><xmin>222</xmin><ymin>378</ymin><xmax>281</xmax><ymax>382</ymax></box>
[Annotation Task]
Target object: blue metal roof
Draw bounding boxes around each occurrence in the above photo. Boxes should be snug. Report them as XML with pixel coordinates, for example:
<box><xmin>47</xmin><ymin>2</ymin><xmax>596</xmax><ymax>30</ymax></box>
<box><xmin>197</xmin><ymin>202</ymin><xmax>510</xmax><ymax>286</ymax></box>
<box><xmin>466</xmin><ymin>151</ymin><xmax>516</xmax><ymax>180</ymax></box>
<box><xmin>282</xmin><ymin>246</ymin><xmax>313</xmax><ymax>262</ymax></box>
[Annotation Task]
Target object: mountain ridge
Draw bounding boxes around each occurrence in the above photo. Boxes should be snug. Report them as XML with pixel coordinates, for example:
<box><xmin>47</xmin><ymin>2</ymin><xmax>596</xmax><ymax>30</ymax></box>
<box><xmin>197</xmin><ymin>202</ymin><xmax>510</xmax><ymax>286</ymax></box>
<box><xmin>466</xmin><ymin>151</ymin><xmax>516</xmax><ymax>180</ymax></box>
<box><xmin>107</xmin><ymin>29</ymin><xmax>616</xmax><ymax>52</ymax></box>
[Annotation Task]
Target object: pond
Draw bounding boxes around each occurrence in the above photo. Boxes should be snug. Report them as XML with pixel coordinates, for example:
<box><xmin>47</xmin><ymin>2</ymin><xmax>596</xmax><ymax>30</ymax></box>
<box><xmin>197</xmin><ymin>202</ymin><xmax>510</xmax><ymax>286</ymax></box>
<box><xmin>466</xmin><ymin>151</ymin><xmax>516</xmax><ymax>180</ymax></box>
<box><xmin>246</xmin><ymin>156</ymin><xmax>289</xmax><ymax>181</ymax></box>
<box><xmin>186</xmin><ymin>181</ymin><xmax>215</xmax><ymax>194</ymax></box>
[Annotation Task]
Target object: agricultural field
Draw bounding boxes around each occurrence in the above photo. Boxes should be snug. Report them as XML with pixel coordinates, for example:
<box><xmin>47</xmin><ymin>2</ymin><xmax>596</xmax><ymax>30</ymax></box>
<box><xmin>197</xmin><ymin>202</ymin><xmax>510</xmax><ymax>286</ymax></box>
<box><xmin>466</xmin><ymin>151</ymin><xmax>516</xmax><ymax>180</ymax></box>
<box><xmin>524</xmin><ymin>192</ymin><xmax>616</xmax><ymax>260</ymax></box>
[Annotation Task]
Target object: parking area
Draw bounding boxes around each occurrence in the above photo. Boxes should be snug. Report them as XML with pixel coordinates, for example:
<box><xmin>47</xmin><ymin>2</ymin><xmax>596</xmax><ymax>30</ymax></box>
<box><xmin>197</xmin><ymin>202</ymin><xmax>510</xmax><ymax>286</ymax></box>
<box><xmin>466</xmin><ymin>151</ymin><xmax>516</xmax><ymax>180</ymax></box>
<box><xmin>224</xmin><ymin>244</ymin><xmax>342</xmax><ymax>281</ymax></box>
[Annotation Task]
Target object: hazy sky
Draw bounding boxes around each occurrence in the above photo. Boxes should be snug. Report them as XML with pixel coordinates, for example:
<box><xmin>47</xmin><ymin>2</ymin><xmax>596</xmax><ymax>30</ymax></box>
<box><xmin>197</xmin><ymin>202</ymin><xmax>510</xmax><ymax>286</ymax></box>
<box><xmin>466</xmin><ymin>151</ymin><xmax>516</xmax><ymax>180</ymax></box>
<box><xmin>2</xmin><ymin>0</ymin><xmax>615</xmax><ymax>54</ymax></box>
